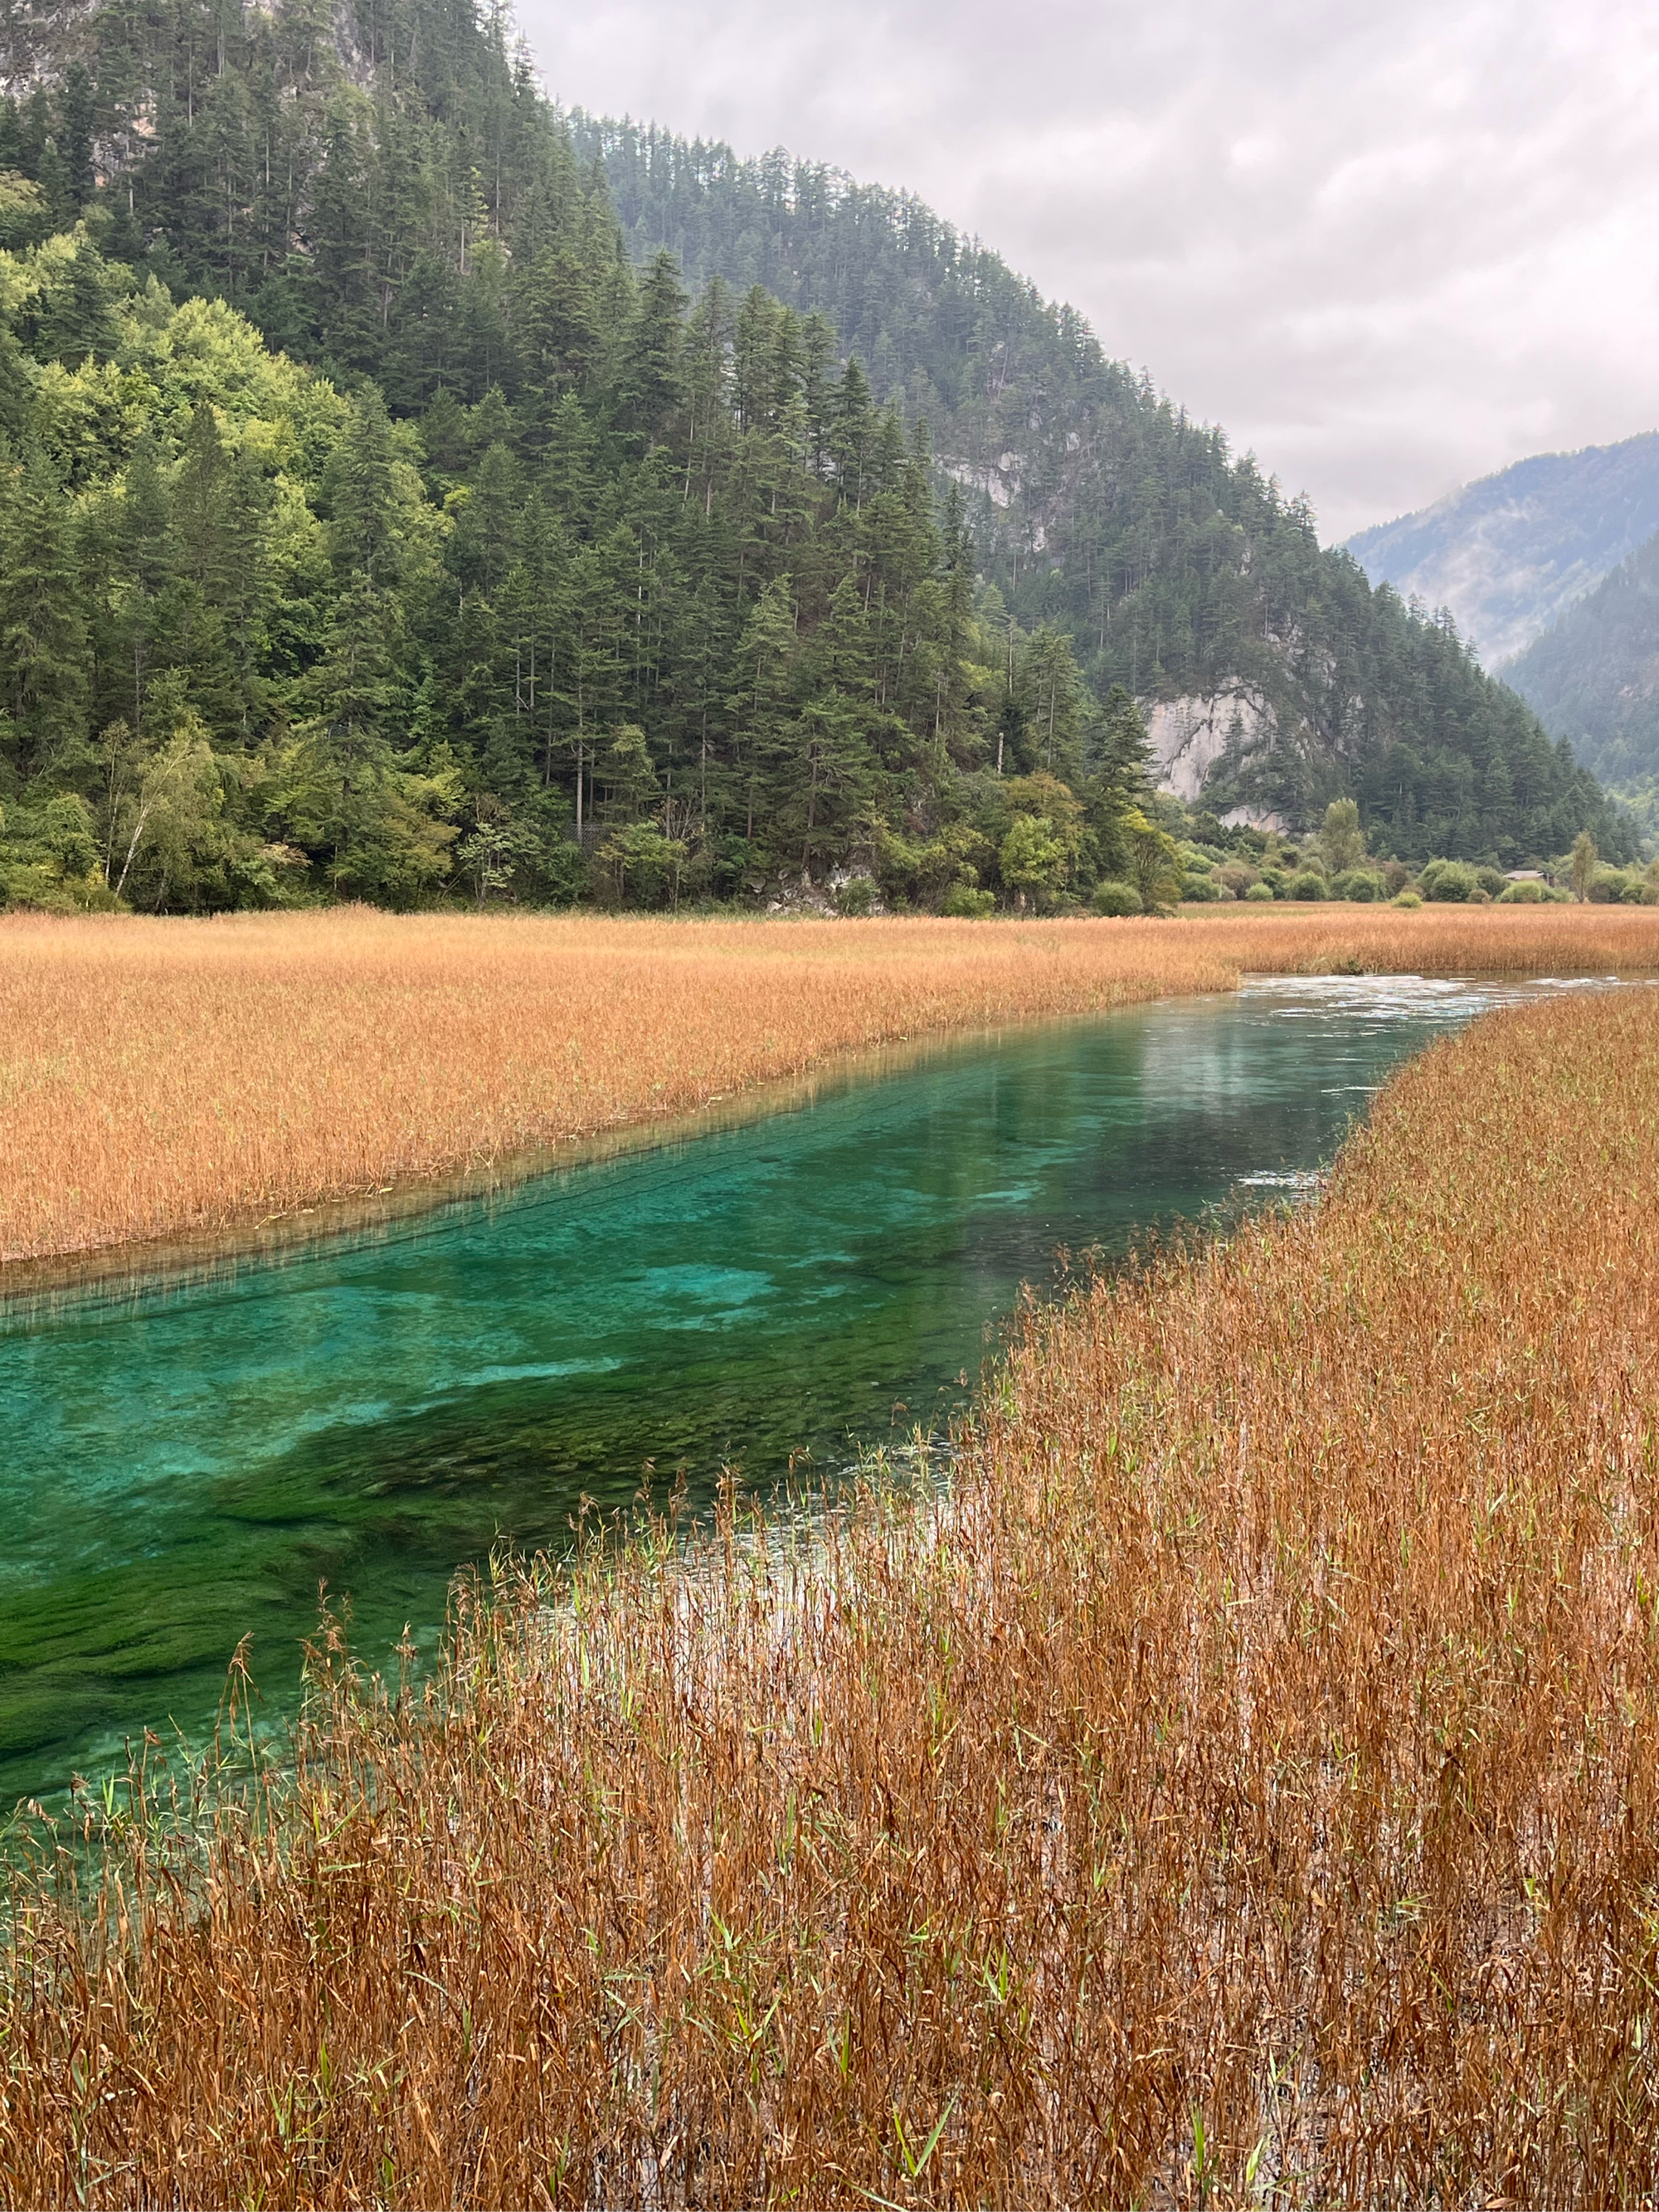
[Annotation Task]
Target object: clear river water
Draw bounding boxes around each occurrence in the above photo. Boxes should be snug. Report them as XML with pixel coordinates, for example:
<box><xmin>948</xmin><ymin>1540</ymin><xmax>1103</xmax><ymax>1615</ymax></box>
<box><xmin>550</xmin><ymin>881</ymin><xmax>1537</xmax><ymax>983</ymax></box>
<box><xmin>0</xmin><ymin>975</ymin><xmax>1563</xmax><ymax>1804</ymax></box>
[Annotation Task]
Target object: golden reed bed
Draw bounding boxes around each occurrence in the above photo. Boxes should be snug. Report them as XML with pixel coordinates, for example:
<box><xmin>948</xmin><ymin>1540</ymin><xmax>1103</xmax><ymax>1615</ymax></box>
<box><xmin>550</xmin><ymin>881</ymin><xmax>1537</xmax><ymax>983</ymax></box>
<box><xmin>5</xmin><ymin>984</ymin><xmax>1657</xmax><ymax>2203</ymax></box>
<box><xmin>4</xmin><ymin>902</ymin><xmax>1659</xmax><ymax>1265</ymax></box>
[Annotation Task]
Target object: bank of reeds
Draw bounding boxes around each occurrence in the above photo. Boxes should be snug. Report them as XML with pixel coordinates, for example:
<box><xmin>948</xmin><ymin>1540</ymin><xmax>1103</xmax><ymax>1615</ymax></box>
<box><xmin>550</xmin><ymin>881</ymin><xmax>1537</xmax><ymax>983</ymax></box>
<box><xmin>5</xmin><ymin>902</ymin><xmax>1659</xmax><ymax>1264</ymax></box>
<box><xmin>4</xmin><ymin>984</ymin><xmax>1658</xmax><ymax>2204</ymax></box>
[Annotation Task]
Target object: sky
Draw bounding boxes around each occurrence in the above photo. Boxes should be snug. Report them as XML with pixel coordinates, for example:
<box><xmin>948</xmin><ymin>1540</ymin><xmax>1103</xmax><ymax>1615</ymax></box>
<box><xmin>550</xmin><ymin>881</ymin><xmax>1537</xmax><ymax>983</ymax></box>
<box><xmin>514</xmin><ymin>0</ymin><xmax>1659</xmax><ymax>544</ymax></box>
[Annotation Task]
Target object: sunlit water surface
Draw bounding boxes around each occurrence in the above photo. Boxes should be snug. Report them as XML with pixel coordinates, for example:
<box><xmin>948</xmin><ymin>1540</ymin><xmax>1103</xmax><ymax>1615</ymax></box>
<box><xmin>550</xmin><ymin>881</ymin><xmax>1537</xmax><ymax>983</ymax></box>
<box><xmin>0</xmin><ymin>974</ymin><xmax>1591</xmax><ymax>1801</ymax></box>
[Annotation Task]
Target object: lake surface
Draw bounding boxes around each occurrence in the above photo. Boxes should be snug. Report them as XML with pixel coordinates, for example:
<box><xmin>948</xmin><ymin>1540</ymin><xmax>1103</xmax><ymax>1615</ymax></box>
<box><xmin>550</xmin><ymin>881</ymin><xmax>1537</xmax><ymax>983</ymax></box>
<box><xmin>0</xmin><ymin>975</ymin><xmax>1566</xmax><ymax>1802</ymax></box>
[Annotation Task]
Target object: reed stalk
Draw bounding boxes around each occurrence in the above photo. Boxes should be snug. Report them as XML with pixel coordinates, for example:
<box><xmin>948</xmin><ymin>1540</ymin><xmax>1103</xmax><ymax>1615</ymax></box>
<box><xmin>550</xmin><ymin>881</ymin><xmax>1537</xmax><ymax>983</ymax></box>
<box><xmin>4</xmin><ymin>984</ymin><xmax>1658</xmax><ymax>2202</ymax></box>
<box><xmin>4</xmin><ymin>903</ymin><xmax>1659</xmax><ymax>1264</ymax></box>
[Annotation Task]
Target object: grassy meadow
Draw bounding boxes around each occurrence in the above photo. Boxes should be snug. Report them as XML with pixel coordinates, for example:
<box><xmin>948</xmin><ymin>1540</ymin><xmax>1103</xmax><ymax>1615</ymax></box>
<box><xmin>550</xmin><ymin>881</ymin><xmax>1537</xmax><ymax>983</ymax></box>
<box><xmin>5</xmin><ymin>901</ymin><xmax>1659</xmax><ymax>1265</ymax></box>
<box><xmin>3</xmin><ymin>982</ymin><xmax>1659</xmax><ymax>2202</ymax></box>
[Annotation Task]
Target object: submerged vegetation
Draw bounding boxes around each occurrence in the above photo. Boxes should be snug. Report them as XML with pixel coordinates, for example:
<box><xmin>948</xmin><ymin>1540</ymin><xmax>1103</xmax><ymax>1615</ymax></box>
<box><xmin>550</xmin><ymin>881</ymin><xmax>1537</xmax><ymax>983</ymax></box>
<box><xmin>7</xmin><ymin>902</ymin><xmax>1659</xmax><ymax>1266</ymax></box>
<box><xmin>3</xmin><ymin>984</ymin><xmax>1657</xmax><ymax>2202</ymax></box>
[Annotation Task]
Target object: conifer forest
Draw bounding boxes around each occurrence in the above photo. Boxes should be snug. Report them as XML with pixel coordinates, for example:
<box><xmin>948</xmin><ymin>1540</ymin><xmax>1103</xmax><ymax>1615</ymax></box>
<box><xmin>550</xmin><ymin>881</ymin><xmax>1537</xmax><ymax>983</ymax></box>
<box><xmin>0</xmin><ymin>0</ymin><xmax>1631</xmax><ymax>915</ymax></box>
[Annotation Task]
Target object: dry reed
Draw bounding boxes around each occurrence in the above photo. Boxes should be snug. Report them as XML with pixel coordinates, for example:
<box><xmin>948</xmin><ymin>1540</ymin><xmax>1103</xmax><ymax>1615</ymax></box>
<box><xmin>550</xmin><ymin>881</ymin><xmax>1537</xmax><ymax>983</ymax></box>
<box><xmin>5</xmin><ymin>902</ymin><xmax>1659</xmax><ymax>1264</ymax></box>
<box><xmin>4</xmin><ymin>984</ymin><xmax>1659</xmax><ymax>2204</ymax></box>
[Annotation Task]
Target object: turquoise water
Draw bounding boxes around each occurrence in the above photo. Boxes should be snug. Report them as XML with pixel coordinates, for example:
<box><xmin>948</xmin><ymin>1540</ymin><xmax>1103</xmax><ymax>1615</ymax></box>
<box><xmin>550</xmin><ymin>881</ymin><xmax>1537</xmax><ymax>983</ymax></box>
<box><xmin>0</xmin><ymin>975</ymin><xmax>1551</xmax><ymax>1802</ymax></box>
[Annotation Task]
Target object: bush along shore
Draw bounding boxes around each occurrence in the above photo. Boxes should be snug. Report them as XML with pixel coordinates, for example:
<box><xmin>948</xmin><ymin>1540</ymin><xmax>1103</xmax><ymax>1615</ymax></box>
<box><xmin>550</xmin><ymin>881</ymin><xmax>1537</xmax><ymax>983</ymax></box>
<box><xmin>4</xmin><ymin>982</ymin><xmax>1659</xmax><ymax>2203</ymax></box>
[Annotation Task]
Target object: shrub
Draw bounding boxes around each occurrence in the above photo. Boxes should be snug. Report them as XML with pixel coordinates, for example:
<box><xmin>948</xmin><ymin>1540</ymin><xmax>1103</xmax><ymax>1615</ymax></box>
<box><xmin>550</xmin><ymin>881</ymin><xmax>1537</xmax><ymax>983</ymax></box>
<box><xmin>1331</xmin><ymin>869</ymin><xmax>1382</xmax><ymax>902</ymax></box>
<box><xmin>1217</xmin><ymin>863</ymin><xmax>1258</xmax><ymax>896</ymax></box>
<box><xmin>1419</xmin><ymin>859</ymin><xmax>1478</xmax><ymax>902</ymax></box>
<box><xmin>595</xmin><ymin>824</ymin><xmax>689</xmax><ymax>910</ymax></box>
<box><xmin>941</xmin><ymin>882</ymin><xmax>995</xmax><ymax>918</ymax></box>
<box><xmin>1092</xmin><ymin>879</ymin><xmax>1141</xmax><ymax>917</ymax></box>
<box><xmin>1497</xmin><ymin>879</ymin><xmax>1546</xmax><ymax>903</ymax></box>
<box><xmin>1475</xmin><ymin>868</ymin><xmax>1507</xmax><ymax>899</ymax></box>
<box><xmin>833</xmin><ymin>877</ymin><xmax>878</xmax><ymax>916</ymax></box>
<box><xmin>1287</xmin><ymin>869</ymin><xmax>1327</xmax><ymax>902</ymax></box>
<box><xmin>1243</xmin><ymin>881</ymin><xmax>1276</xmax><ymax>902</ymax></box>
<box><xmin>1181</xmin><ymin>872</ymin><xmax>1222</xmax><ymax>902</ymax></box>
<box><xmin>1393</xmin><ymin>888</ymin><xmax>1423</xmax><ymax>908</ymax></box>
<box><xmin>1581</xmin><ymin>868</ymin><xmax>1658</xmax><ymax>907</ymax></box>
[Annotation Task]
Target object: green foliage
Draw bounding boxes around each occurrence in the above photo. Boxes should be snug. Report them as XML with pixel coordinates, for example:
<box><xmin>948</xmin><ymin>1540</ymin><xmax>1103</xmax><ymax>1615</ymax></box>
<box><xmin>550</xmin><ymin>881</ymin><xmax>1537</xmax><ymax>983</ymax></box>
<box><xmin>1330</xmin><ymin>868</ymin><xmax>1382</xmax><ymax>901</ymax></box>
<box><xmin>0</xmin><ymin>207</ymin><xmax>1010</xmax><ymax>910</ymax></box>
<box><xmin>1092</xmin><ymin>879</ymin><xmax>1141</xmax><ymax>917</ymax></box>
<box><xmin>999</xmin><ymin>814</ymin><xmax>1068</xmax><ymax>908</ymax></box>
<box><xmin>584</xmin><ymin>121</ymin><xmax>1632</xmax><ymax>871</ymax></box>
<box><xmin>1120</xmin><ymin>807</ymin><xmax>1182</xmax><ymax>915</ymax></box>
<box><xmin>940</xmin><ymin>881</ymin><xmax>994</xmax><ymax>917</ymax></box>
<box><xmin>1587</xmin><ymin>863</ymin><xmax>1657</xmax><ymax>906</ymax></box>
<box><xmin>596</xmin><ymin>822</ymin><xmax>688</xmax><ymax>908</ymax></box>
<box><xmin>1318</xmin><ymin>799</ymin><xmax>1365</xmax><ymax>875</ymax></box>
<box><xmin>0</xmin><ymin>0</ymin><xmax>1632</xmax><ymax>908</ymax></box>
<box><xmin>835</xmin><ymin>875</ymin><xmax>879</xmax><ymax>916</ymax></box>
<box><xmin>1418</xmin><ymin>859</ymin><xmax>1479</xmax><ymax>902</ymax></box>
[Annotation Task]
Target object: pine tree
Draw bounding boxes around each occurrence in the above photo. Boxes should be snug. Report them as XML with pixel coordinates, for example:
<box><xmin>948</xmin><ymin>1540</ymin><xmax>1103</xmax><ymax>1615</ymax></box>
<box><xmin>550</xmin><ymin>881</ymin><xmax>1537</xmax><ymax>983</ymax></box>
<box><xmin>448</xmin><ymin>440</ymin><xmax>523</xmax><ymax>595</ymax></box>
<box><xmin>615</xmin><ymin>249</ymin><xmax>687</xmax><ymax>447</ymax></box>
<box><xmin>0</xmin><ymin>445</ymin><xmax>90</xmax><ymax>775</ymax></box>
<box><xmin>728</xmin><ymin>573</ymin><xmax>798</xmax><ymax>847</ymax></box>
<box><xmin>324</xmin><ymin>383</ymin><xmax>405</xmax><ymax>585</ymax></box>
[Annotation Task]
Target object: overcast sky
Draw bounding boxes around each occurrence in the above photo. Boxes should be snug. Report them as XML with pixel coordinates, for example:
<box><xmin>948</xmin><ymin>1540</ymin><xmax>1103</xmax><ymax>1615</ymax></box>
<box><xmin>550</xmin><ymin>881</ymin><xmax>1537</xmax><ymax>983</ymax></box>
<box><xmin>514</xmin><ymin>0</ymin><xmax>1659</xmax><ymax>543</ymax></box>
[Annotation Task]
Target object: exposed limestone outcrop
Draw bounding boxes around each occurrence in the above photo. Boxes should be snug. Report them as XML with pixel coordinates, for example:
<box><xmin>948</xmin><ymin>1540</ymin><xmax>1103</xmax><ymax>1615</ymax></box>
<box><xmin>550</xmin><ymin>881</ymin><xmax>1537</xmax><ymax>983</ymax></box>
<box><xmin>1143</xmin><ymin>691</ymin><xmax>1276</xmax><ymax>804</ymax></box>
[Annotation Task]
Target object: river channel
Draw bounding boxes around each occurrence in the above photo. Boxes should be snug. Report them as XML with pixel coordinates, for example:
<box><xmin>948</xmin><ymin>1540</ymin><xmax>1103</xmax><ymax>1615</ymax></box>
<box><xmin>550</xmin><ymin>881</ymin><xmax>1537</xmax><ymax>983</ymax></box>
<box><xmin>0</xmin><ymin>974</ymin><xmax>1569</xmax><ymax>1802</ymax></box>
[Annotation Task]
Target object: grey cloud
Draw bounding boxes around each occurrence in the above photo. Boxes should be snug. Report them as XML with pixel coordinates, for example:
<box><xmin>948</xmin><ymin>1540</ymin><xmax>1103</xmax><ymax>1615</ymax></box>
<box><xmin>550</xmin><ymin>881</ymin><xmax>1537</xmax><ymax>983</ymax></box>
<box><xmin>519</xmin><ymin>0</ymin><xmax>1659</xmax><ymax>539</ymax></box>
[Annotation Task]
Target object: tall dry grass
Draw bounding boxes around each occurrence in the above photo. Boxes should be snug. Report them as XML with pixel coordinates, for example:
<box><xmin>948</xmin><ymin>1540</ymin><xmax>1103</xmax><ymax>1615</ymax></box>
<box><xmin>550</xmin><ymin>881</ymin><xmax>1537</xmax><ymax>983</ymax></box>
<box><xmin>4</xmin><ymin>984</ymin><xmax>1659</xmax><ymax>2204</ymax></box>
<box><xmin>5</xmin><ymin>901</ymin><xmax>1659</xmax><ymax>1264</ymax></box>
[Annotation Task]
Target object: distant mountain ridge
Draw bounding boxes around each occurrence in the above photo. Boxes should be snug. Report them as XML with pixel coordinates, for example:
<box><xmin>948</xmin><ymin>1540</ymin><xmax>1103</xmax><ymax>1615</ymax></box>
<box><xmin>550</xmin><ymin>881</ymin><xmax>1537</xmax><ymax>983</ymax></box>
<box><xmin>1345</xmin><ymin>433</ymin><xmax>1659</xmax><ymax>668</ymax></box>
<box><xmin>1504</xmin><ymin>537</ymin><xmax>1659</xmax><ymax>834</ymax></box>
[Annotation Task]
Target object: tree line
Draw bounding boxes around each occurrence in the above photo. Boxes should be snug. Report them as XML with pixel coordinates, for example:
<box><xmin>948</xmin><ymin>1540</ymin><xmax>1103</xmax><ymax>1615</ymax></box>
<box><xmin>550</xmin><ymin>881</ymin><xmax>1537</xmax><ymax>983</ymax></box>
<box><xmin>0</xmin><ymin>216</ymin><xmax>1173</xmax><ymax>911</ymax></box>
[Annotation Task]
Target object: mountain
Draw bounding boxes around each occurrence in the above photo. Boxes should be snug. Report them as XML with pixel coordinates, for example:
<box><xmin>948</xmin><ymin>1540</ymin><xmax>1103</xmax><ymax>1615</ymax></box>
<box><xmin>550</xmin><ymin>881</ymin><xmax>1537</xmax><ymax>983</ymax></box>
<box><xmin>573</xmin><ymin>120</ymin><xmax>1627</xmax><ymax>863</ymax></box>
<box><xmin>1505</xmin><ymin>532</ymin><xmax>1659</xmax><ymax>834</ymax></box>
<box><xmin>1345</xmin><ymin>433</ymin><xmax>1659</xmax><ymax>668</ymax></box>
<box><xmin>0</xmin><ymin>0</ymin><xmax>1632</xmax><ymax>919</ymax></box>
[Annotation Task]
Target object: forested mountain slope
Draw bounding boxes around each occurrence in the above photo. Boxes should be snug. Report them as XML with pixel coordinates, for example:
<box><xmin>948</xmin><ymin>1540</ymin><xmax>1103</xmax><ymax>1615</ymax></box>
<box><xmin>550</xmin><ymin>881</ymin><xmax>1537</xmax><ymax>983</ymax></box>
<box><xmin>1346</xmin><ymin>433</ymin><xmax>1659</xmax><ymax>668</ymax></box>
<box><xmin>576</xmin><ymin>121</ymin><xmax>1627</xmax><ymax>863</ymax></box>
<box><xmin>1505</xmin><ymin>531</ymin><xmax>1659</xmax><ymax>835</ymax></box>
<box><xmin>0</xmin><ymin>0</ymin><xmax>1628</xmax><ymax>916</ymax></box>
